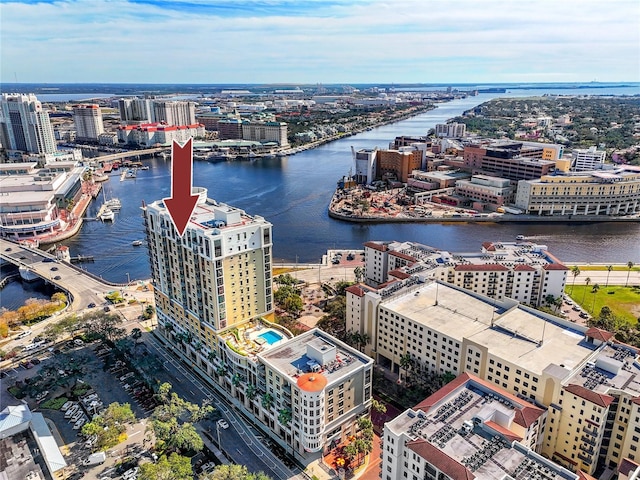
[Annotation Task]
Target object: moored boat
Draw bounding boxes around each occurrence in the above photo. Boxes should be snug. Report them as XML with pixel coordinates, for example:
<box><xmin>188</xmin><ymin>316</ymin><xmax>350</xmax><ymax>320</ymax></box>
<box><xmin>99</xmin><ymin>208</ymin><xmax>115</xmax><ymax>222</ymax></box>
<box><xmin>132</xmin><ymin>240</ymin><xmax>143</xmax><ymax>246</ymax></box>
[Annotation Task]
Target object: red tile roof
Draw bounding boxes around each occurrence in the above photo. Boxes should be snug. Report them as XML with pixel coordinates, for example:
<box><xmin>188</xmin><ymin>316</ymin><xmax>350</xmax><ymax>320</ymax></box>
<box><xmin>618</xmin><ymin>457</ymin><xmax>640</xmax><ymax>476</ymax></box>
<box><xmin>543</xmin><ymin>263</ymin><xmax>569</xmax><ymax>271</ymax></box>
<box><xmin>577</xmin><ymin>470</ymin><xmax>598</xmax><ymax>480</ymax></box>
<box><xmin>585</xmin><ymin>327</ymin><xmax>614</xmax><ymax>343</ymax></box>
<box><xmin>389</xmin><ymin>250</ymin><xmax>415</xmax><ymax>262</ymax></box>
<box><xmin>482</xmin><ymin>241</ymin><xmax>496</xmax><ymax>251</ymax></box>
<box><xmin>631</xmin><ymin>396</ymin><xmax>640</xmax><ymax>406</ymax></box>
<box><xmin>346</xmin><ymin>285</ymin><xmax>366</xmax><ymax>297</ymax></box>
<box><xmin>454</xmin><ymin>264</ymin><xmax>509</xmax><ymax>272</ymax></box>
<box><xmin>483</xmin><ymin>420</ymin><xmax>522</xmax><ymax>442</ymax></box>
<box><xmin>388</xmin><ymin>269</ymin><xmax>411</xmax><ymax>280</ymax></box>
<box><xmin>414</xmin><ymin>373</ymin><xmax>544</xmax><ymax>428</ymax></box>
<box><xmin>514</xmin><ymin>264</ymin><xmax>536</xmax><ymax>272</ymax></box>
<box><xmin>564</xmin><ymin>384</ymin><xmax>614</xmax><ymax>408</ymax></box>
<box><xmin>406</xmin><ymin>440</ymin><xmax>475</xmax><ymax>480</ymax></box>
<box><xmin>363</xmin><ymin>241</ymin><xmax>387</xmax><ymax>252</ymax></box>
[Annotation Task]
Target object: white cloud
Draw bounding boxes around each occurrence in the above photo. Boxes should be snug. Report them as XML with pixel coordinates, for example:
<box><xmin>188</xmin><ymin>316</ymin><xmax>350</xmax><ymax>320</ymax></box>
<box><xmin>1</xmin><ymin>0</ymin><xmax>638</xmax><ymax>83</ymax></box>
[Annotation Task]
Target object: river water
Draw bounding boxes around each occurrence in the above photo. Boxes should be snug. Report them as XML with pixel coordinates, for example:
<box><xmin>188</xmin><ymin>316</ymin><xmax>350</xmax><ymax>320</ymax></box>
<box><xmin>3</xmin><ymin>90</ymin><xmax>639</xmax><ymax>307</ymax></box>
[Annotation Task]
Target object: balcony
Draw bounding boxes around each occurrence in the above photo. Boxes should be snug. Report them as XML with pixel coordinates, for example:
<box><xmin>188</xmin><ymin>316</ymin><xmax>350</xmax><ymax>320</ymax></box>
<box><xmin>581</xmin><ymin>435</ymin><xmax>596</xmax><ymax>447</ymax></box>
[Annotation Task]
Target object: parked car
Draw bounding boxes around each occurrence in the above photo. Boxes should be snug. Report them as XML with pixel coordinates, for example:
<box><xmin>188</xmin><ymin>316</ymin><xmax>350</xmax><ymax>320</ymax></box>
<box><xmin>87</xmin><ymin>303</ymin><xmax>96</xmax><ymax>308</ymax></box>
<box><xmin>217</xmin><ymin>419</ymin><xmax>229</xmax><ymax>429</ymax></box>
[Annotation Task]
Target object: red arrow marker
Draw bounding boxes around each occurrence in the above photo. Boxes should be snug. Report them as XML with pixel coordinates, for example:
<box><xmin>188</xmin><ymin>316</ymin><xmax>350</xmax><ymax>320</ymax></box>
<box><xmin>163</xmin><ymin>138</ymin><xmax>198</xmax><ymax>237</ymax></box>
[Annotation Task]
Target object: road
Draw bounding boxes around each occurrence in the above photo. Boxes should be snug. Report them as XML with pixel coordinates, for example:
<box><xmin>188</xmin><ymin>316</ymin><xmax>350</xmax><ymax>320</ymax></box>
<box><xmin>1</xmin><ymin>237</ymin><xmax>117</xmax><ymax>312</ymax></box>
<box><xmin>143</xmin><ymin>332</ymin><xmax>303</xmax><ymax>480</ymax></box>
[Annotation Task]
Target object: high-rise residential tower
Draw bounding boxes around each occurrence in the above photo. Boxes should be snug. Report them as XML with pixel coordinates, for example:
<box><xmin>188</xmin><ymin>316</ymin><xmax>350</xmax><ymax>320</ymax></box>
<box><xmin>144</xmin><ymin>187</ymin><xmax>274</xmax><ymax>334</ymax></box>
<box><xmin>0</xmin><ymin>93</ymin><xmax>56</xmax><ymax>155</ymax></box>
<box><xmin>143</xmin><ymin>186</ymin><xmax>373</xmax><ymax>459</ymax></box>
<box><xmin>73</xmin><ymin>104</ymin><xmax>105</xmax><ymax>141</ymax></box>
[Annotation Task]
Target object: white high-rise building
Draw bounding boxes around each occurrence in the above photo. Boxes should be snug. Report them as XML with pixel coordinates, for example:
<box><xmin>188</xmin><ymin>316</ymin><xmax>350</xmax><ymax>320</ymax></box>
<box><xmin>72</xmin><ymin>104</ymin><xmax>104</xmax><ymax>141</ymax></box>
<box><xmin>572</xmin><ymin>146</ymin><xmax>606</xmax><ymax>171</ymax></box>
<box><xmin>152</xmin><ymin>101</ymin><xmax>196</xmax><ymax>126</ymax></box>
<box><xmin>118</xmin><ymin>98</ymin><xmax>153</xmax><ymax>124</ymax></box>
<box><xmin>435</xmin><ymin>122</ymin><xmax>466</xmax><ymax>138</ymax></box>
<box><xmin>0</xmin><ymin>93</ymin><xmax>56</xmax><ymax>155</ymax></box>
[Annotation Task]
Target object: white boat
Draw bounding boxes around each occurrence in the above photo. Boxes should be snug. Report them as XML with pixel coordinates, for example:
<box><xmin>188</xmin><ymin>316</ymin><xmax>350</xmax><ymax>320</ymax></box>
<box><xmin>125</xmin><ymin>169</ymin><xmax>137</xmax><ymax>179</ymax></box>
<box><xmin>99</xmin><ymin>208</ymin><xmax>115</xmax><ymax>222</ymax></box>
<box><xmin>140</xmin><ymin>165</ymin><xmax>150</xmax><ymax>170</ymax></box>
<box><xmin>516</xmin><ymin>235</ymin><xmax>526</xmax><ymax>241</ymax></box>
<box><xmin>19</xmin><ymin>266</ymin><xmax>39</xmax><ymax>282</ymax></box>
<box><xmin>132</xmin><ymin>240</ymin><xmax>143</xmax><ymax>247</ymax></box>
<box><xmin>60</xmin><ymin>401</ymin><xmax>74</xmax><ymax>412</ymax></box>
<box><xmin>105</xmin><ymin>198</ymin><xmax>121</xmax><ymax>210</ymax></box>
<box><xmin>65</xmin><ymin>404</ymin><xmax>80</xmax><ymax>418</ymax></box>
<box><xmin>73</xmin><ymin>416</ymin><xmax>88</xmax><ymax>430</ymax></box>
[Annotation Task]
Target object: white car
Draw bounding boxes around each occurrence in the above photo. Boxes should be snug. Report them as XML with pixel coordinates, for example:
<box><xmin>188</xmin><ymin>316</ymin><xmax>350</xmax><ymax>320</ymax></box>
<box><xmin>217</xmin><ymin>419</ymin><xmax>229</xmax><ymax>429</ymax></box>
<box><xmin>123</xmin><ymin>467</ymin><xmax>139</xmax><ymax>480</ymax></box>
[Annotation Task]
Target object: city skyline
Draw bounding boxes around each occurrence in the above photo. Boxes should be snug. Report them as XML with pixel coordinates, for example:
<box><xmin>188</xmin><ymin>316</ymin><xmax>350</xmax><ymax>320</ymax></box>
<box><xmin>2</xmin><ymin>0</ymin><xmax>639</xmax><ymax>85</ymax></box>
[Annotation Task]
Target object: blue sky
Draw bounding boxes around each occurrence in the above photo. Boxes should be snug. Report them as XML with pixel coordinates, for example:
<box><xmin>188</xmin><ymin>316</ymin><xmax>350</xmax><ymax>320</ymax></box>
<box><xmin>1</xmin><ymin>0</ymin><xmax>639</xmax><ymax>84</ymax></box>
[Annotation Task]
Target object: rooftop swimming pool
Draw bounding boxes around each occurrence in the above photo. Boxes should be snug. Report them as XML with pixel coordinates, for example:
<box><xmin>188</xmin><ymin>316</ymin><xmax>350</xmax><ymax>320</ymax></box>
<box><xmin>258</xmin><ymin>330</ymin><xmax>283</xmax><ymax>345</ymax></box>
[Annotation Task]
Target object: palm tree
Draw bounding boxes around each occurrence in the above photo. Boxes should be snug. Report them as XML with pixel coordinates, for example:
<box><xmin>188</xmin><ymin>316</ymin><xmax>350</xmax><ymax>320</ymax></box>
<box><xmin>591</xmin><ymin>284</ymin><xmax>600</xmax><ymax>313</ymax></box>
<box><xmin>582</xmin><ymin>277</ymin><xmax>591</xmax><ymax>305</ymax></box>
<box><xmin>605</xmin><ymin>265</ymin><xmax>613</xmax><ymax>287</ymax></box>
<box><xmin>626</xmin><ymin>261</ymin><xmax>635</xmax><ymax>287</ymax></box>
<box><xmin>570</xmin><ymin>266</ymin><xmax>581</xmax><ymax>294</ymax></box>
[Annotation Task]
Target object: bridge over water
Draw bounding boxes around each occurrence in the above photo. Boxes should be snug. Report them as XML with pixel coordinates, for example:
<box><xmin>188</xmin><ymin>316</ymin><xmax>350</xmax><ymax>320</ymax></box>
<box><xmin>93</xmin><ymin>146</ymin><xmax>169</xmax><ymax>164</ymax></box>
<box><xmin>0</xmin><ymin>238</ymin><xmax>129</xmax><ymax>312</ymax></box>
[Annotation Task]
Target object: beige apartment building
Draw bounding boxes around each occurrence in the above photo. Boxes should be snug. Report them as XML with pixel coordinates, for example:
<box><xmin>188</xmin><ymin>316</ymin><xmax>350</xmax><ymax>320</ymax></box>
<box><xmin>515</xmin><ymin>168</ymin><xmax>640</xmax><ymax>216</ymax></box>
<box><xmin>144</xmin><ymin>188</ymin><xmax>372</xmax><ymax>460</ymax></box>
<box><xmin>346</xmin><ymin>279</ymin><xmax>640</xmax><ymax>477</ymax></box>
<box><xmin>363</xmin><ymin>240</ymin><xmax>568</xmax><ymax>307</ymax></box>
<box><xmin>382</xmin><ymin>373</ymin><xmax>594</xmax><ymax>480</ymax></box>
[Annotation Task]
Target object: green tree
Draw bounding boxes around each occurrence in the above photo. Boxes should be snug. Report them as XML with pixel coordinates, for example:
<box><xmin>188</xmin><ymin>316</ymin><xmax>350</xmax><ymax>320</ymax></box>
<box><xmin>149</xmin><ymin>383</ymin><xmax>213</xmax><ymax>454</ymax></box>
<box><xmin>582</xmin><ymin>277</ymin><xmax>591</xmax><ymax>305</ymax></box>
<box><xmin>353</xmin><ymin>266</ymin><xmax>364</xmax><ymax>283</ymax></box>
<box><xmin>82</xmin><ymin>311</ymin><xmax>126</xmax><ymax>342</ymax></box>
<box><xmin>51</xmin><ymin>292</ymin><xmax>68</xmax><ymax>305</ymax></box>
<box><xmin>81</xmin><ymin>402</ymin><xmax>136</xmax><ymax>451</ymax></box>
<box><xmin>590</xmin><ymin>284</ymin><xmax>600</xmax><ymax>313</ymax></box>
<box><xmin>283</xmin><ymin>294</ymin><xmax>303</xmax><ymax>317</ymax></box>
<box><xmin>626</xmin><ymin>261</ymin><xmax>635</xmax><ymax>287</ymax></box>
<box><xmin>200</xmin><ymin>464</ymin><xmax>272</xmax><ymax>480</ymax></box>
<box><xmin>605</xmin><ymin>265</ymin><xmax>613</xmax><ymax>287</ymax></box>
<box><xmin>570</xmin><ymin>266</ymin><xmax>581</xmax><ymax>294</ymax></box>
<box><xmin>371</xmin><ymin>399</ymin><xmax>387</xmax><ymax>414</ymax></box>
<box><xmin>139</xmin><ymin>453</ymin><xmax>193</xmax><ymax>480</ymax></box>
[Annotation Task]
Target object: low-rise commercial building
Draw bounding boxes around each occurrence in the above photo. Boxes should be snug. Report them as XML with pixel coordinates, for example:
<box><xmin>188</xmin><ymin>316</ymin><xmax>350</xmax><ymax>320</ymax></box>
<box><xmin>0</xmin><ymin>404</ymin><xmax>67</xmax><ymax>479</ymax></box>
<box><xmin>515</xmin><ymin>167</ymin><xmax>640</xmax><ymax>216</ymax></box>
<box><xmin>0</xmin><ymin>162</ymin><xmax>84</xmax><ymax>240</ymax></box>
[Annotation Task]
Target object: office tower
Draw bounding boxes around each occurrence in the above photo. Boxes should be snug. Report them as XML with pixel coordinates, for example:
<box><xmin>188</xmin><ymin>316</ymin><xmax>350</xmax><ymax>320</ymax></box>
<box><xmin>73</xmin><ymin>104</ymin><xmax>104</xmax><ymax>141</ymax></box>
<box><xmin>0</xmin><ymin>93</ymin><xmax>56</xmax><ymax>154</ymax></box>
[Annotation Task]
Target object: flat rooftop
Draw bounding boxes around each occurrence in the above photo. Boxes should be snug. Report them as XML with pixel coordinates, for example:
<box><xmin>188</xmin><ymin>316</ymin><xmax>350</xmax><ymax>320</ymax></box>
<box><xmin>565</xmin><ymin>343</ymin><xmax>640</xmax><ymax>397</ymax></box>
<box><xmin>148</xmin><ymin>191</ymin><xmax>269</xmax><ymax>234</ymax></box>
<box><xmin>387</xmin><ymin>375</ymin><xmax>576</xmax><ymax>480</ymax></box>
<box><xmin>381</xmin><ymin>282</ymin><xmax>594</xmax><ymax>376</ymax></box>
<box><xmin>259</xmin><ymin>329</ymin><xmax>372</xmax><ymax>385</ymax></box>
